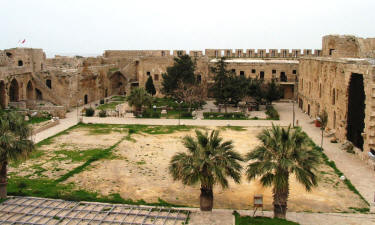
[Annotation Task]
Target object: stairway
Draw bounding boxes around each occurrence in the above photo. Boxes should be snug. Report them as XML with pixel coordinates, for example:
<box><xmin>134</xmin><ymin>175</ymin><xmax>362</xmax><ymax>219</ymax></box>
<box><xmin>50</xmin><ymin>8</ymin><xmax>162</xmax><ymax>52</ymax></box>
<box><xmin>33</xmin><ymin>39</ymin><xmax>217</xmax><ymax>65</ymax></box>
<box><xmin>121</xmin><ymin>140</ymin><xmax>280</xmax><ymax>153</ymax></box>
<box><xmin>31</xmin><ymin>74</ymin><xmax>66</xmax><ymax>107</ymax></box>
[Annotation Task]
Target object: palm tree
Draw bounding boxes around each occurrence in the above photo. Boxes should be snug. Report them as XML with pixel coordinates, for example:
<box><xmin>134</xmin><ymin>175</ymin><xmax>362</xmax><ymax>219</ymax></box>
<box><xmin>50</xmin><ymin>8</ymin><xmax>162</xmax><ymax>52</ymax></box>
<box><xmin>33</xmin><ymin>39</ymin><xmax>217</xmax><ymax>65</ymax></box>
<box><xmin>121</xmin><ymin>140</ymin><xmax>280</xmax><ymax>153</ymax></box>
<box><xmin>245</xmin><ymin>124</ymin><xmax>320</xmax><ymax>219</ymax></box>
<box><xmin>126</xmin><ymin>88</ymin><xmax>152</xmax><ymax>115</ymax></box>
<box><xmin>169</xmin><ymin>130</ymin><xmax>243</xmax><ymax>211</ymax></box>
<box><xmin>0</xmin><ymin>111</ymin><xmax>34</xmax><ymax>198</ymax></box>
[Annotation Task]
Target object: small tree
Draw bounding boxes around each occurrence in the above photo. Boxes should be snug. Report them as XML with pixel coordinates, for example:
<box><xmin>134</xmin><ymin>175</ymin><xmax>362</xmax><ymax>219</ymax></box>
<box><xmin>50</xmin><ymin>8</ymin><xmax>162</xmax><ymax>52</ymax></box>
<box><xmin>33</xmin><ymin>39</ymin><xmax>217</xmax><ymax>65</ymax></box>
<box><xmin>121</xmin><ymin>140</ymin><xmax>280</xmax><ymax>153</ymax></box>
<box><xmin>318</xmin><ymin>110</ymin><xmax>328</xmax><ymax>149</ymax></box>
<box><xmin>210</xmin><ymin>58</ymin><xmax>234</xmax><ymax>113</ymax></box>
<box><xmin>145</xmin><ymin>76</ymin><xmax>156</xmax><ymax>96</ymax></box>
<box><xmin>127</xmin><ymin>88</ymin><xmax>152</xmax><ymax>115</ymax></box>
<box><xmin>169</xmin><ymin>130</ymin><xmax>243</xmax><ymax>211</ymax></box>
<box><xmin>0</xmin><ymin>111</ymin><xmax>34</xmax><ymax>198</ymax></box>
<box><xmin>174</xmin><ymin>80</ymin><xmax>206</xmax><ymax>112</ymax></box>
<box><xmin>162</xmin><ymin>55</ymin><xmax>196</xmax><ymax>97</ymax></box>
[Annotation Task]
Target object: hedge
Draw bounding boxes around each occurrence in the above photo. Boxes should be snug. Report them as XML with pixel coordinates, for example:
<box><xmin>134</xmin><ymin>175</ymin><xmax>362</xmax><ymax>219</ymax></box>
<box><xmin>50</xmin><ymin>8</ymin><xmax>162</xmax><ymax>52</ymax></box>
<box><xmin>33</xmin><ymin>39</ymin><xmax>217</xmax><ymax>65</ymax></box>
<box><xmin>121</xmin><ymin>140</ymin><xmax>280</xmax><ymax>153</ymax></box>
<box><xmin>203</xmin><ymin>112</ymin><xmax>247</xmax><ymax>120</ymax></box>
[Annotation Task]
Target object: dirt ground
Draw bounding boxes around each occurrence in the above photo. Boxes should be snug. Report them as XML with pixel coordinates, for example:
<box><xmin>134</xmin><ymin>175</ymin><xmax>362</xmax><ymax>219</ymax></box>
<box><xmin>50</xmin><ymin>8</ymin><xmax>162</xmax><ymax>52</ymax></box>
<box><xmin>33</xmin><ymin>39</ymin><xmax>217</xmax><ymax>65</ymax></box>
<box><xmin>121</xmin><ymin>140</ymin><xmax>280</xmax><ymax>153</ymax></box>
<box><xmin>10</xmin><ymin>126</ymin><xmax>368</xmax><ymax>212</ymax></box>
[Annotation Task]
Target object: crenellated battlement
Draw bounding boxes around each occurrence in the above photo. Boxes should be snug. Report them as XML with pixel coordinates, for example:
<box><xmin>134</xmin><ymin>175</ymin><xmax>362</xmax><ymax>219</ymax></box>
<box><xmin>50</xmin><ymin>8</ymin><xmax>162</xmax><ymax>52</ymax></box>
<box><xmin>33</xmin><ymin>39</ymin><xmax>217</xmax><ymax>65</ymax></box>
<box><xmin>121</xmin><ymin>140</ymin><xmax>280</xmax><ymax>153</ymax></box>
<box><xmin>204</xmin><ymin>49</ymin><xmax>322</xmax><ymax>58</ymax></box>
<box><xmin>103</xmin><ymin>48</ymin><xmax>322</xmax><ymax>59</ymax></box>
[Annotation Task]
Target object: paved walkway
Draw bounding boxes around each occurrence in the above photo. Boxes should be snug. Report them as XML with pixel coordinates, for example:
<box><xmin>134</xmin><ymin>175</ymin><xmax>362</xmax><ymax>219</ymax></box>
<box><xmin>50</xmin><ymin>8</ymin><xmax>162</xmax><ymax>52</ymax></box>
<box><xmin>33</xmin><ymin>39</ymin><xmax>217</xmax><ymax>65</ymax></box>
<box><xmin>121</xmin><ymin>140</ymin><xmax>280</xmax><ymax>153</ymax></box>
<box><xmin>31</xmin><ymin>102</ymin><xmax>375</xmax><ymax>224</ymax></box>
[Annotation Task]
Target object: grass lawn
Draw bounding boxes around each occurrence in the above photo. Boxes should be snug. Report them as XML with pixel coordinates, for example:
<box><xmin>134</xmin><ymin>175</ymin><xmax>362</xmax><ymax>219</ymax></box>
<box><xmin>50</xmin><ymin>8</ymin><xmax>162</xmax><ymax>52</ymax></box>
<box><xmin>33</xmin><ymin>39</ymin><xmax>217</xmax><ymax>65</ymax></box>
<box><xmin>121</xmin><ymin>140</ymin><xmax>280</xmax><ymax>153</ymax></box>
<box><xmin>234</xmin><ymin>211</ymin><xmax>299</xmax><ymax>225</ymax></box>
<box><xmin>28</xmin><ymin>116</ymin><xmax>52</xmax><ymax>124</ymax></box>
<box><xmin>97</xmin><ymin>96</ymin><xmax>127</xmax><ymax>110</ymax></box>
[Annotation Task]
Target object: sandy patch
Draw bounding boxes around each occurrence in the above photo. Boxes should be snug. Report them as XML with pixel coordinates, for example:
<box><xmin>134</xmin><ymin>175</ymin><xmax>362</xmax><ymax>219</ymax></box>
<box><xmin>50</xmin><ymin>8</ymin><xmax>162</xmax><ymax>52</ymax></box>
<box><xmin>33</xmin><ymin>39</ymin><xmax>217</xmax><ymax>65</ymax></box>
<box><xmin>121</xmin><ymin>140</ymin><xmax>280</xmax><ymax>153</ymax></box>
<box><xmin>66</xmin><ymin>127</ymin><xmax>367</xmax><ymax>212</ymax></box>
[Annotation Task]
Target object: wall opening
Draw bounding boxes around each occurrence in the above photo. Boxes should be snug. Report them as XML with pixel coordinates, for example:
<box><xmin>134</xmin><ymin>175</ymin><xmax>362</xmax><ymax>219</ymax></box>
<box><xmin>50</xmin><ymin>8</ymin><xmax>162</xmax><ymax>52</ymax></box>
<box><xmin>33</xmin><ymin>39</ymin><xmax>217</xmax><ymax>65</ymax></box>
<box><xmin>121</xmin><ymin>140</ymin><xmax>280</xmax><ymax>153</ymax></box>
<box><xmin>280</xmin><ymin>72</ymin><xmax>287</xmax><ymax>82</ymax></box>
<box><xmin>18</xmin><ymin>60</ymin><xmax>23</xmax><ymax>66</ymax></box>
<box><xmin>0</xmin><ymin>81</ymin><xmax>6</xmax><ymax>108</ymax></box>
<box><xmin>46</xmin><ymin>79</ymin><xmax>52</xmax><ymax>89</ymax></box>
<box><xmin>84</xmin><ymin>94</ymin><xmax>88</xmax><ymax>104</ymax></box>
<box><xmin>260</xmin><ymin>71</ymin><xmax>264</xmax><ymax>80</ymax></box>
<box><xmin>35</xmin><ymin>88</ymin><xmax>43</xmax><ymax>100</ymax></box>
<box><xmin>307</xmin><ymin>104</ymin><xmax>310</xmax><ymax>116</ymax></box>
<box><xmin>27</xmin><ymin>81</ymin><xmax>34</xmax><ymax>100</ymax></box>
<box><xmin>9</xmin><ymin>79</ymin><xmax>19</xmax><ymax>102</ymax></box>
<box><xmin>332</xmin><ymin>88</ymin><xmax>335</xmax><ymax>105</ymax></box>
<box><xmin>110</xmin><ymin>71</ymin><xmax>127</xmax><ymax>95</ymax></box>
<box><xmin>346</xmin><ymin>73</ymin><xmax>365</xmax><ymax>151</ymax></box>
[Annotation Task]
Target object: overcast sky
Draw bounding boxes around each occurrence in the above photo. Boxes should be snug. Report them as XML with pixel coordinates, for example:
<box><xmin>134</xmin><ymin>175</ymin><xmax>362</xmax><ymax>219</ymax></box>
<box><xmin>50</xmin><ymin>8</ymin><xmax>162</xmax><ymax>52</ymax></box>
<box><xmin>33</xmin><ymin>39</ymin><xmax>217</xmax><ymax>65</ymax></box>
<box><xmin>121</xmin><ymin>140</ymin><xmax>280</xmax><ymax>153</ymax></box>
<box><xmin>1</xmin><ymin>0</ymin><xmax>374</xmax><ymax>57</ymax></box>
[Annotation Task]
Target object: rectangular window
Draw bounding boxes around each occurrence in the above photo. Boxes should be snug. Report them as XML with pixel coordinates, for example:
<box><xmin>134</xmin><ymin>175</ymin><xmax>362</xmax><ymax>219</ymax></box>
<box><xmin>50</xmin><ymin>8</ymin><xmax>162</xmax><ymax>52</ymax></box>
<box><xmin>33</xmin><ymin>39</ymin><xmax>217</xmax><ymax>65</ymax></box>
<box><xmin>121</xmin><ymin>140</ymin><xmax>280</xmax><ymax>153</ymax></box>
<box><xmin>240</xmin><ymin>71</ymin><xmax>245</xmax><ymax>76</ymax></box>
<box><xmin>227</xmin><ymin>50</ymin><xmax>231</xmax><ymax>56</ymax></box>
<box><xmin>252</xmin><ymin>69</ymin><xmax>256</xmax><ymax>73</ymax></box>
<box><xmin>194</xmin><ymin>52</ymin><xmax>198</xmax><ymax>57</ymax></box>
<box><xmin>272</xmin><ymin>70</ymin><xmax>276</xmax><ymax>74</ymax></box>
<box><xmin>147</xmin><ymin>72</ymin><xmax>150</xmax><ymax>76</ymax></box>
<box><xmin>231</xmin><ymin>69</ymin><xmax>236</xmax><ymax>73</ymax></box>
<box><xmin>161</xmin><ymin>51</ymin><xmax>165</xmax><ymax>56</ymax></box>
<box><xmin>293</xmin><ymin>70</ymin><xmax>297</xmax><ymax>74</ymax></box>
<box><xmin>329</xmin><ymin>49</ymin><xmax>334</xmax><ymax>56</ymax></box>
<box><xmin>154</xmin><ymin>74</ymin><xmax>159</xmax><ymax>81</ymax></box>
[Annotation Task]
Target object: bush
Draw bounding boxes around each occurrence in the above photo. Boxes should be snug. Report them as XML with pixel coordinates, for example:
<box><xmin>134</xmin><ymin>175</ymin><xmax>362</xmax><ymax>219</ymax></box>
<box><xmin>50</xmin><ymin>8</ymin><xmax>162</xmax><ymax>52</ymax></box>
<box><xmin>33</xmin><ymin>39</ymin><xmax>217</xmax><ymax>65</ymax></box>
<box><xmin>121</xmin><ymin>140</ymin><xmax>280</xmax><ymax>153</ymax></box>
<box><xmin>85</xmin><ymin>107</ymin><xmax>95</xmax><ymax>117</ymax></box>
<box><xmin>100</xmin><ymin>99</ymin><xmax>105</xmax><ymax>104</ymax></box>
<box><xmin>203</xmin><ymin>112</ymin><xmax>247</xmax><ymax>120</ymax></box>
<box><xmin>140</xmin><ymin>110</ymin><xmax>161</xmax><ymax>118</ymax></box>
<box><xmin>181</xmin><ymin>112</ymin><xmax>193</xmax><ymax>118</ymax></box>
<box><xmin>98</xmin><ymin>109</ymin><xmax>107</xmax><ymax>117</ymax></box>
<box><xmin>266</xmin><ymin>105</ymin><xmax>279</xmax><ymax>120</ymax></box>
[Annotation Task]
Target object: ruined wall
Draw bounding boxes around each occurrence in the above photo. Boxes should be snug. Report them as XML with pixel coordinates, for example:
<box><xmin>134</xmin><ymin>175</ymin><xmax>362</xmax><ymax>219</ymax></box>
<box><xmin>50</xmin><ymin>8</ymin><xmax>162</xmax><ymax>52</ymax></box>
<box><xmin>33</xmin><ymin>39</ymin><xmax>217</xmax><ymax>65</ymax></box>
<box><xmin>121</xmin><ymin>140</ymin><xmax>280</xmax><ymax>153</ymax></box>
<box><xmin>298</xmin><ymin>57</ymin><xmax>375</xmax><ymax>159</ymax></box>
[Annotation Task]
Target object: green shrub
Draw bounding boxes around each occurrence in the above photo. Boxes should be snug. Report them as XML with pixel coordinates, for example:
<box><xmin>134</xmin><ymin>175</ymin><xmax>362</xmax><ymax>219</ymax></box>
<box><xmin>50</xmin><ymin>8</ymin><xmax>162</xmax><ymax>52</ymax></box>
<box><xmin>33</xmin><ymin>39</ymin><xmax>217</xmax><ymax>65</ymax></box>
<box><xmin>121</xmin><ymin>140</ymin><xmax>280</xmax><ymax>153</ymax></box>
<box><xmin>85</xmin><ymin>107</ymin><xmax>95</xmax><ymax>117</ymax></box>
<box><xmin>98</xmin><ymin>109</ymin><xmax>107</xmax><ymax>117</ymax></box>
<box><xmin>181</xmin><ymin>112</ymin><xmax>193</xmax><ymax>118</ymax></box>
<box><xmin>266</xmin><ymin>105</ymin><xmax>280</xmax><ymax>120</ymax></box>
<box><xmin>140</xmin><ymin>110</ymin><xmax>161</xmax><ymax>118</ymax></box>
<box><xmin>203</xmin><ymin>112</ymin><xmax>246</xmax><ymax>120</ymax></box>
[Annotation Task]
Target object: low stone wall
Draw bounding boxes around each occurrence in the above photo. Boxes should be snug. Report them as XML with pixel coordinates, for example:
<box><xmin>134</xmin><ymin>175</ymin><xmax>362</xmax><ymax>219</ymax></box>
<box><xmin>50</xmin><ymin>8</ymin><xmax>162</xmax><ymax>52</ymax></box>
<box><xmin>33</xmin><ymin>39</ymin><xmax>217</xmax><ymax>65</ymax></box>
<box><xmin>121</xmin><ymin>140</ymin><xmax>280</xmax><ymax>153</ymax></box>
<box><xmin>34</xmin><ymin>105</ymin><xmax>66</xmax><ymax>118</ymax></box>
<box><xmin>32</xmin><ymin>119</ymin><xmax>60</xmax><ymax>135</ymax></box>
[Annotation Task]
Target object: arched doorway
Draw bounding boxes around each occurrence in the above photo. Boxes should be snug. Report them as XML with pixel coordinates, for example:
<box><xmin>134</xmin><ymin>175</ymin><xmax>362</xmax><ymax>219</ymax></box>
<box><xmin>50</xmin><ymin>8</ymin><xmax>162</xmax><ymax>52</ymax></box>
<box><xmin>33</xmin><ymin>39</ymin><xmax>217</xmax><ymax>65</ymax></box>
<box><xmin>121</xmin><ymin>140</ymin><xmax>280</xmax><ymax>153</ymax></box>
<box><xmin>0</xmin><ymin>81</ymin><xmax>6</xmax><ymax>108</ymax></box>
<box><xmin>110</xmin><ymin>72</ymin><xmax>127</xmax><ymax>95</ymax></box>
<box><xmin>347</xmin><ymin>73</ymin><xmax>365</xmax><ymax>150</ymax></box>
<box><xmin>35</xmin><ymin>88</ymin><xmax>43</xmax><ymax>100</ymax></box>
<box><xmin>84</xmin><ymin>94</ymin><xmax>88</xmax><ymax>104</ymax></box>
<box><xmin>9</xmin><ymin>79</ymin><xmax>19</xmax><ymax>102</ymax></box>
<box><xmin>27</xmin><ymin>81</ymin><xmax>34</xmax><ymax>100</ymax></box>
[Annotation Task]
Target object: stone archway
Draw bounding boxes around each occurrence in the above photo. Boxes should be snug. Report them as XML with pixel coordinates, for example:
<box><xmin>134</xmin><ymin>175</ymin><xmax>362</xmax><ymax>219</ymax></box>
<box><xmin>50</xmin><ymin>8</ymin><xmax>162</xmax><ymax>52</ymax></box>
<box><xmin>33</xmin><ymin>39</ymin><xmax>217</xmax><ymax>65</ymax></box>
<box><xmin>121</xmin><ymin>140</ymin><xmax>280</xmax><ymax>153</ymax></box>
<box><xmin>0</xmin><ymin>81</ymin><xmax>6</xmax><ymax>108</ymax></box>
<box><xmin>110</xmin><ymin>72</ymin><xmax>127</xmax><ymax>96</ymax></box>
<box><xmin>27</xmin><ymin>81</ymin><xmax>34</xmax><ymax>100</ymax></box>
<box><xmin>9</xmin><ymin>79</ymin><xmax>19</xmax><ymax>102</ymax></box>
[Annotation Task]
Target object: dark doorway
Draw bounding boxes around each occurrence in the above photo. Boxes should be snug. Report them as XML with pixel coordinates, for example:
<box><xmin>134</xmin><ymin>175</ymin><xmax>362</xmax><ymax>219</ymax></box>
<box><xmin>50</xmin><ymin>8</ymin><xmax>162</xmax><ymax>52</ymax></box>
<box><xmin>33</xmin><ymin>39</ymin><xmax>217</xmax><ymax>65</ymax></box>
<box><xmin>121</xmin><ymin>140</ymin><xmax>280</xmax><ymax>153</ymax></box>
<box><xmin>84</xmin><ymin>94</ymin><xmax>88</xmax><ymax>104</ymax></box>
<box><xmin>105</xmin><ymin>89</ymin><xmax>108</xmax><ymax>98</ymax></box>
<box><xmin>35</xmin><ymin>88</ymin><xmax>43</xmax><ymax>100</ymax></box>
<box><xmin>27</xmin><ymin>81</ymin><xmax>34</xmax><ymax>100</ymax></box>
<box><xmin>46</xmin><ymin>79</ymin><xmax>52</xmax><ymax>89</ymax></box>
<box><xmin>307</xmin><ymin>104</ymin><xmax>310</xmax><ymax>116</ymax></box>
<box><xmin>346</xmin><ymin>73</ymin><xmax>365</xmax><ymax>150</ymax></box>
<box><xmin>260</xmin><ymin>71</ymin><xmax>264</xmax><ymax>80</ymax></box>
<box><xmin>0</xmin><ymin>81</ymin><xmax>6</xmax><ymax>108</ymax></box>
<box><xmin>280</xmin><ymin>72</ymin><xmax>287</xmax><ymax>82</ymax></box>
<box><xmin>9</xmin><ymin>79</ymin><xmax>19</xmax><ymax>102</ymax></box>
